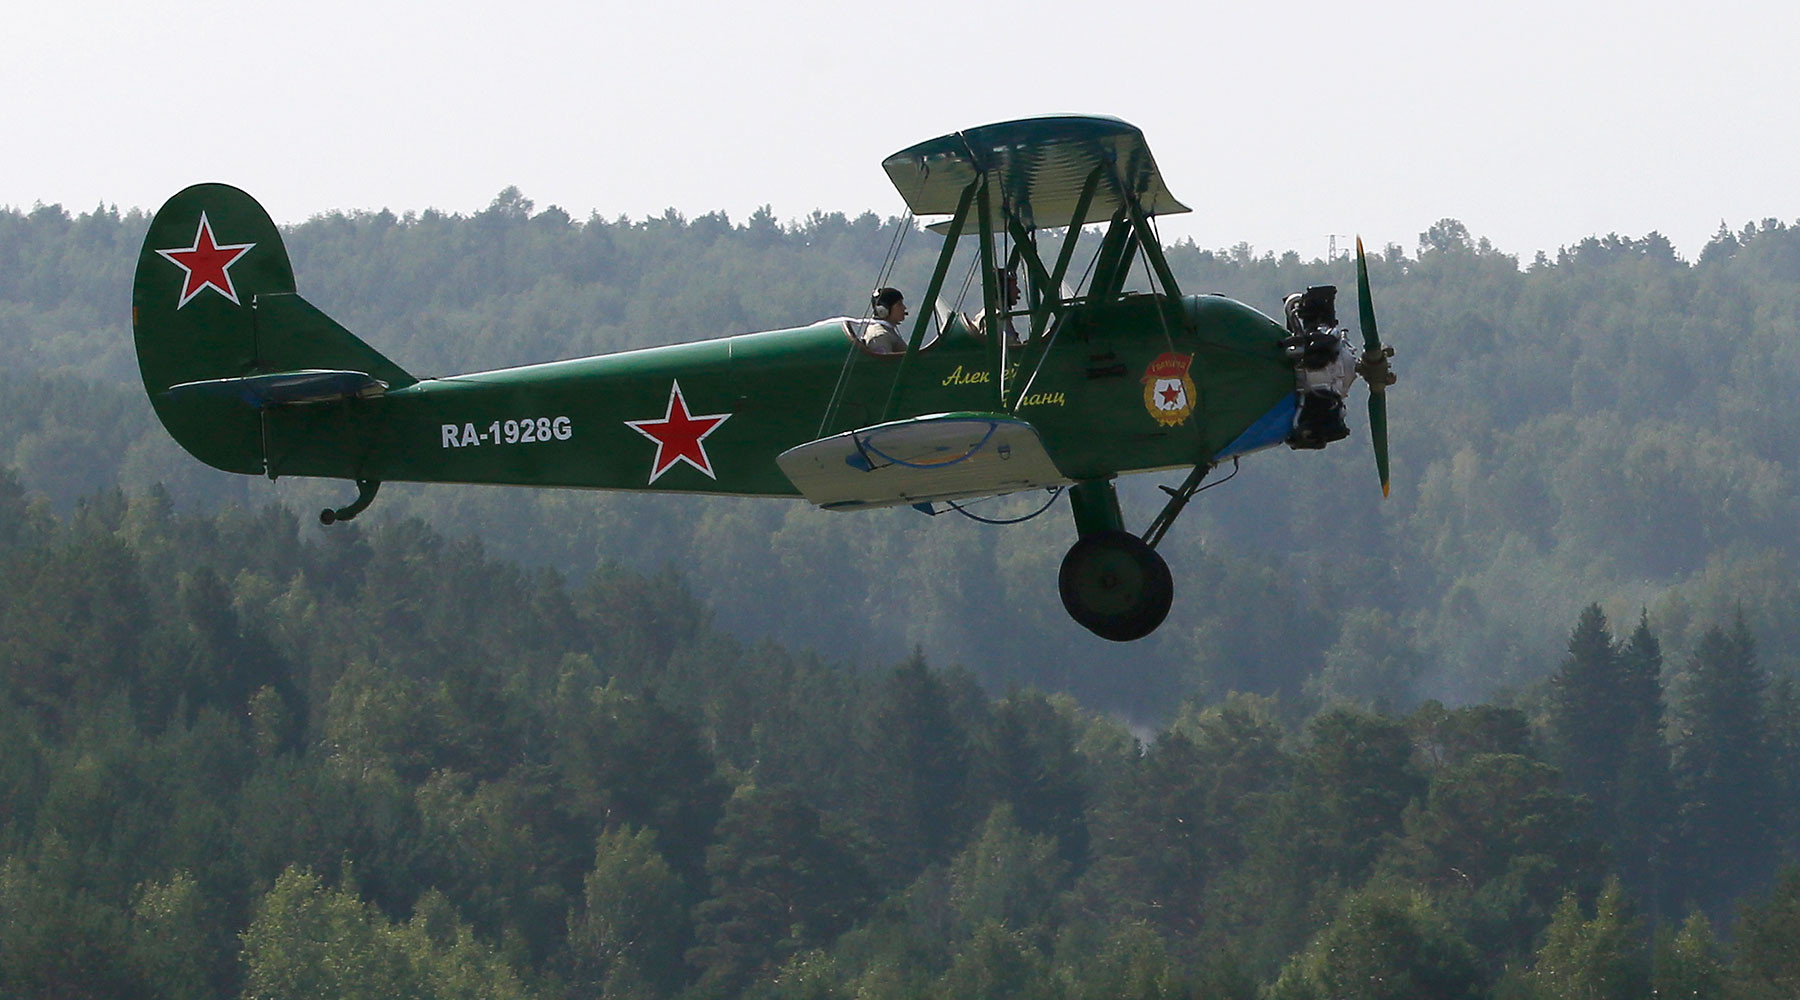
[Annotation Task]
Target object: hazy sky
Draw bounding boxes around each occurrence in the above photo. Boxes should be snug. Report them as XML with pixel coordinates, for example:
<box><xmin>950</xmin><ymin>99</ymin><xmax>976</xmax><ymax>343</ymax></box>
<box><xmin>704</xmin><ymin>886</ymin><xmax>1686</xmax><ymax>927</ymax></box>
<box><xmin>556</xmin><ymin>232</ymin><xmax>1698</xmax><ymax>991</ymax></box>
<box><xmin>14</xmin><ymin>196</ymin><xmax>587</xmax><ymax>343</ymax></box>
<box><xmin>9</xmin><ymin>0</ymin><xmax>1797</xmax><ymax>261</ymax></box>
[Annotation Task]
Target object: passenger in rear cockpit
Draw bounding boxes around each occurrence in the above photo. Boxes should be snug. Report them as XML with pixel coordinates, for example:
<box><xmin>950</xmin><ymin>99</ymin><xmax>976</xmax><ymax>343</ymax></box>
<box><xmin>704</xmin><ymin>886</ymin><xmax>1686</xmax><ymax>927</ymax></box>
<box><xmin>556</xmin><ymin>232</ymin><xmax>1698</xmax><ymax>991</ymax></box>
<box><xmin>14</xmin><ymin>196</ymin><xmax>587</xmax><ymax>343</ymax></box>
<box><xmin>863</xmin><ymin>287</ymin><xmax>909</xmax><ymax>354</ymax></box>
<box><xmin>972</xmin><ymin>267</ymin><xmax>1027</xmax><ymax>346</ymax></box>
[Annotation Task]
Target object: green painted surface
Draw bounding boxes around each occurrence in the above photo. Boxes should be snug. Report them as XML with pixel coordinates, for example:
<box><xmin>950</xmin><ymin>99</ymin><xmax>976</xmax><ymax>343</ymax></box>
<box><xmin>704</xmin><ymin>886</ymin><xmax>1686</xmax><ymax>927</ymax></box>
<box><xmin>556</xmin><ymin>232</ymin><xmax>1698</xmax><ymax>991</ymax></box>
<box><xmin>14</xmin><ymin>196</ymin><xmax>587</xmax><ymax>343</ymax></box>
<box><xmin>134</xmin><ymin>178</ymin><xmax>1294</xmax><ymax>503</ymax></box>
<box><xmin>882</xmin><ymin>115</ymin><xmax>1190</xmax><ymax>232</ymax></box>
<box><xmin>1067</xmin><ymin>480</ymin><xmax>1126</xmax><ymax>537</ymax></box>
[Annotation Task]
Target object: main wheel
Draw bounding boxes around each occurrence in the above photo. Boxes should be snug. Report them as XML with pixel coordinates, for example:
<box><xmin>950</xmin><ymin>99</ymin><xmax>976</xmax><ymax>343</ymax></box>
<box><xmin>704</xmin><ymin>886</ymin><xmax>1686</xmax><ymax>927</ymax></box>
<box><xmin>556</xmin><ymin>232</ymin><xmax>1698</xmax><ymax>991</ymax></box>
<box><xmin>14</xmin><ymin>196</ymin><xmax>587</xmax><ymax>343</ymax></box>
<box><xmin>1058</xmin><ymin>530</ymin><xmax>1173</xmax><ymax>641</ymax></box>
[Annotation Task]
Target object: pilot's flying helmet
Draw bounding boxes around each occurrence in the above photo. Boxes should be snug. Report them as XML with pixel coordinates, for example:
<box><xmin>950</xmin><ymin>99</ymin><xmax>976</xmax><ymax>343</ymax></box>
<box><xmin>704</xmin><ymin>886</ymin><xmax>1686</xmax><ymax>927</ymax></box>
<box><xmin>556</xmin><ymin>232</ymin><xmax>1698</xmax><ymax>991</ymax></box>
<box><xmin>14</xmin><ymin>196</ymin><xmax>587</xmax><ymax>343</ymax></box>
<box><xmin>871</xmin><ymin>287</ymin><xmax>904</xmax><ymax>319</ymax></box>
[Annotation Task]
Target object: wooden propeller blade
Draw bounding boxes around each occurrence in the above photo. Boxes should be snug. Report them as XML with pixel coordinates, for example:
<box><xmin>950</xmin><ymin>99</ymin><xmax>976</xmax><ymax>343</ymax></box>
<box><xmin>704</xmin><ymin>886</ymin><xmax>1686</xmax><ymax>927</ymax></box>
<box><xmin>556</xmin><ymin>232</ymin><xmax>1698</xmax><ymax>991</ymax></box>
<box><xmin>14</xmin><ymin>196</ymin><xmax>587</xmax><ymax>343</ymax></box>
<box><xmin>1369</xmin><ymin>391</ymin><xmax>1390</xmax><ymax>498</ymax></box>
<box><xmin>1357</xmin><ymin>237</ymin><xmax>1390</xmax><ymax>497</ymax></box>
<box><xmin>1356</xmin><ymin>236</ymin><xmax>1381</xmax><ymax>354</ymax></box>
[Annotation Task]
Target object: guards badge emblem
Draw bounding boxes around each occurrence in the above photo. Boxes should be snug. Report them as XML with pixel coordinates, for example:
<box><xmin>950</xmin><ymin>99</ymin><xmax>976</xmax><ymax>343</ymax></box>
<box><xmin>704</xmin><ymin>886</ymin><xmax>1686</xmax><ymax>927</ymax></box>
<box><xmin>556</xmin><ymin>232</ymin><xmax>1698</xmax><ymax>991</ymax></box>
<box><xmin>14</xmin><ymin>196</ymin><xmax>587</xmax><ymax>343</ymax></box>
<box><xmin>1141</xmin><ymin>352</ymin><xmax>1196</xmax><ymax>427</ymax></box>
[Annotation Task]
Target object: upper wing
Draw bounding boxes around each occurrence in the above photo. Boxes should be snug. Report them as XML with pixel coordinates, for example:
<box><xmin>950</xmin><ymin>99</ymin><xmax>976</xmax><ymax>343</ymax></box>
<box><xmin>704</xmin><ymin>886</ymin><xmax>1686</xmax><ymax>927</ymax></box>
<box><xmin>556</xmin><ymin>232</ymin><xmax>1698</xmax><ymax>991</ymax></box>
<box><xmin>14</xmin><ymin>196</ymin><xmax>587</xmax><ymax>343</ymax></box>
<box><xmin>880</xmin><ymin>115</ymin><xmax>1190</xmax><ymax>234</ymax></box>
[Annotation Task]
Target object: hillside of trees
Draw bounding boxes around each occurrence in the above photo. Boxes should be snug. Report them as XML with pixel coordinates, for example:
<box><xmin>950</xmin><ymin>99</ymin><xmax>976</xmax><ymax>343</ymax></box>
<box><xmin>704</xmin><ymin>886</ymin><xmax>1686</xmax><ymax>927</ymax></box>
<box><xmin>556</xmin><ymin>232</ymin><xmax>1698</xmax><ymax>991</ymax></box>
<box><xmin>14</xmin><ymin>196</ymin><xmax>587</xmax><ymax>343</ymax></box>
<box><xmin>0</xmin><ymin>483</ymin><xmax>1797</xmax><ymax>998</ymax></box>
<box><xmin>3</xmin><ymin>194</ymin><xmax>1800</xmax><ymax>996</ymax></box>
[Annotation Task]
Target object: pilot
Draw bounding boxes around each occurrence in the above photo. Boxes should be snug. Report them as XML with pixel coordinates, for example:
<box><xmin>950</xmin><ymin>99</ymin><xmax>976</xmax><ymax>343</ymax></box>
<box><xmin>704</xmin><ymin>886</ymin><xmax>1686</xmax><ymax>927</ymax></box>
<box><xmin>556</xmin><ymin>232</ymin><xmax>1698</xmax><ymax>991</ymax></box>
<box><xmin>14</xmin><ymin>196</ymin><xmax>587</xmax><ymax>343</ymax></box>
<box><xmin>864</xmin><ymin>287</ymin><xmax>908</xmax><ymax>354</ymax></box>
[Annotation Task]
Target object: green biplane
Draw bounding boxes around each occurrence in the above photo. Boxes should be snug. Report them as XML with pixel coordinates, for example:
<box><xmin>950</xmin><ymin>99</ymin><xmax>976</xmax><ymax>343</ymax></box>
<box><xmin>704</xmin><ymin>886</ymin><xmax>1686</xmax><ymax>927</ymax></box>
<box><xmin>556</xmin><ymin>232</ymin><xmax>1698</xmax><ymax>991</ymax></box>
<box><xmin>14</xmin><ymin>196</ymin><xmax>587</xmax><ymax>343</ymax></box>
<box><xmin>131</xmin><ymin>115</ymin><xmax>1395</xmax><ymax>642</ymax></box>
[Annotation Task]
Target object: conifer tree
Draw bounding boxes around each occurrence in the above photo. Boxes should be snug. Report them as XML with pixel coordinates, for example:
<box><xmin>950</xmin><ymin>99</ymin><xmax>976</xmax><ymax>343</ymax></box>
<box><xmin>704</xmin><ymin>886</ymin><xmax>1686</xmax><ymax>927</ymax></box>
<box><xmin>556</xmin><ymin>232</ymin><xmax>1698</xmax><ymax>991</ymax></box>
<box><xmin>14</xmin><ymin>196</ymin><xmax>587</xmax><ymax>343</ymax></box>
<box><xmin>687</xmin><ymin>786</ymin><xmax>875</xmax><ymax>996</ymax></box>
<box><xmin>1766</xmin><ymin>676</ymin><xmax>1800</xmax><ymax>864</ymax></box>
<box><xmin>1615</xmin><ymin>613</ymin><xmax>1676</xmax><ymax>917</ymax></box>
<box><xmin>1549</xmin><ymin>607</ymin><xmax>1678</xmax><ymax>916</ymax></box>
<box><xmin>1294</xmin><ymin>709</ymin><xmax>1425</xmax><ymax>882</ymax></box>
<box><xmin>1513</xmin><ymin>879</ymin><xmax>1646</xmax><ymax>1000</ymax></box>
<box><xmin>1650</xmin><ymin>910</ymin><xmax>1724</xmax><ymax>1000</ymax></box>
<box><xmin>1672</xmin><ymin>617</ymin><xmax>1778</xmax><ymax>916</ymax></box>
<box><xmin>1548</xmin><ymin>606</ymin><xmax>1627</xmax><ymax>815</ymax></box>
<box><xmin>975</xmin><ymin>691</ymin><xmax>1088</xmax><ymax>866</ymax></box>
<box><xmin>1728</xmin><ymin>867</ymin><xmax>1800</xmax><ymax>1000</ymax></box>
<box><xmin>855</xmin><ymin>653</ymin><xmax>973</xmax><ymax>882</ymax></box>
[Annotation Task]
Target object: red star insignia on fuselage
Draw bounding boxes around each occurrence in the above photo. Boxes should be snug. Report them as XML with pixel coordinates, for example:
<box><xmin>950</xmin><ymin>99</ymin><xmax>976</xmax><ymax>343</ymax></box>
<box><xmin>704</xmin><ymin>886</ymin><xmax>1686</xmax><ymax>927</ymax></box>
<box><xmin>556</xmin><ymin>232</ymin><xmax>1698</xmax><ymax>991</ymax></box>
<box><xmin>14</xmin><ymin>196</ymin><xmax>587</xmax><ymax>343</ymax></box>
<box><xmin>625</xmin><ymin>380</ymin><xmax>733</xmax><ymax>483</ymax></box>
<box><xmin>156</xmin><ymin>212</ymin><xmax>256</xmax><ymax>308</ymax></box>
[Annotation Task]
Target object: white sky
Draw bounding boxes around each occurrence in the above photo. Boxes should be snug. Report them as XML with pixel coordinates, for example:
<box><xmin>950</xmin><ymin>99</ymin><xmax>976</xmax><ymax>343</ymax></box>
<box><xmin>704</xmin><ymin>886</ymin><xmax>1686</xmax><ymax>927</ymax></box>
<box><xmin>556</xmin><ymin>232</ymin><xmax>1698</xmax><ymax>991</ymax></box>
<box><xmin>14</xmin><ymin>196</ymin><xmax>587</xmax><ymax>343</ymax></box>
<box><xmin>8</xmin><ymin>0</ymin><xmax>1798</xmax><ymax>261</ymax></box>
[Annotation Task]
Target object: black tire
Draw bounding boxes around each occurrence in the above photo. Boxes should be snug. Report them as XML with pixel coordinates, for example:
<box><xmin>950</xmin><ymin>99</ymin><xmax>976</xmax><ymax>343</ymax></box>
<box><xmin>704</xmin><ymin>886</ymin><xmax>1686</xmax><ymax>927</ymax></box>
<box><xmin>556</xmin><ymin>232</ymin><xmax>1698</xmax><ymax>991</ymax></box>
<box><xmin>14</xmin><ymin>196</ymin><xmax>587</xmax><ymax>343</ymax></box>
<box><xmin>1058</xmin><ymin>530</ymin><xmax>1173</xmax><ymax>641</ymax></box>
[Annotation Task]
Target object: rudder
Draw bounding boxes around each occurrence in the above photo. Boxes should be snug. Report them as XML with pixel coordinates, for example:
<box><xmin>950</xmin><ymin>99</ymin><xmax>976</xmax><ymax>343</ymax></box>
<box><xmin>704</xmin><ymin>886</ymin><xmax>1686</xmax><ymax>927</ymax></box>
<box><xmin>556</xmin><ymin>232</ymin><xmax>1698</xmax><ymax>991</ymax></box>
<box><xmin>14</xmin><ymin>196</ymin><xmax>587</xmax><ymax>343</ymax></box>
<box><xmin>132</xmin><ymin>184</ymin><xmax>413</xmax><ymax>476</ymax></box>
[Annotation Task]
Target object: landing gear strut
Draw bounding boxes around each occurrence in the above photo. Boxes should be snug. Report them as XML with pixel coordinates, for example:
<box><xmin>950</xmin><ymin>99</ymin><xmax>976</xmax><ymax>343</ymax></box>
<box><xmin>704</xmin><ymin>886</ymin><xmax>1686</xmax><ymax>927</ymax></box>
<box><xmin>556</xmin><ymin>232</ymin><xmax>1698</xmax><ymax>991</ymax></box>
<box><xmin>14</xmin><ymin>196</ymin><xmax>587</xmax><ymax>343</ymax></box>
<box><xmin>1058</xmin><ymin>480</ymin><xmax>1174</xmax><ymax>642</ymax></box>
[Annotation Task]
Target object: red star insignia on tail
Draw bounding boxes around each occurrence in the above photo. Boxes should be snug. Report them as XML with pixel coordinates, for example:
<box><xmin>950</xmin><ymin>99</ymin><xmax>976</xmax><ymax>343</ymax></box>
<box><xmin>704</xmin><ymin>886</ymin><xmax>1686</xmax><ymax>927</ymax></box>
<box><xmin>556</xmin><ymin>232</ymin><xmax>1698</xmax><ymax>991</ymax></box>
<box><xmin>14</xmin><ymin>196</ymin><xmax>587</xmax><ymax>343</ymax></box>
<box><xmin>625</xmin><ymin>381</ymin><xmax>733</xmax><ymax>483</ymax></box>
<box><xmin>156</xmin><ymin>212</ymin><xmax>256</xmax><ymax>308</ymax></box>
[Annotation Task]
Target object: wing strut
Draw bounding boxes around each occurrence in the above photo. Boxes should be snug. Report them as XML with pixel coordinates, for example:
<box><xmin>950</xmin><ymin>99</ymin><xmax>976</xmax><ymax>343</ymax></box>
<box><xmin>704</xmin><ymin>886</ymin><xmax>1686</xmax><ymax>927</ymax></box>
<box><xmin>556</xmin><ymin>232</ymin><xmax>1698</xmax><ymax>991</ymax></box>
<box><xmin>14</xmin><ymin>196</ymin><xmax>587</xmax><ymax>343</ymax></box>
<box><xmin>977</xmin><ymin>178</ymin><xmax>1004</xmax><ymax>410</ymax></box>
<box><xmin>1086</xmin><ymin>208</ymin><xmax>1136</xmax><ymax>300</ymax></box>
<box><xmin>1041</xmin><ymin>164</ymin><xmax>1105</xmax><ymax>335</ymax></box>
<box><xmin>1121</xmin><ymin>190</ymin><xmax>1182</xmax><ymax>300</ymax></box>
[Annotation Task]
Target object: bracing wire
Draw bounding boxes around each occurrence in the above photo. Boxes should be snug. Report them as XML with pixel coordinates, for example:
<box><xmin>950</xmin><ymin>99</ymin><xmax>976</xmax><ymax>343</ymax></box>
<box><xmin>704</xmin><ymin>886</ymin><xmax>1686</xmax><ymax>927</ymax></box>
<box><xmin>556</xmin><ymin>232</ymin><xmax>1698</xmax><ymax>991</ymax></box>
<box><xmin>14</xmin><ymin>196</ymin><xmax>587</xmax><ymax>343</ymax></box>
<box><xmin>1135</xmin><ymin>229</ymin><xmax>1180</xmax><ymax>356</ymax></box>
<box><xmin>1191</xmin><ymin>459</ymin><xmax>1240</xmax><ymax>495</ymax></box>
<box><xmin>870</xmin><ymin>211</ymin><xmax>913</xmax><ymax>312</ymax></box>
<box><xmin>818</xmin><ymin>337</ymin><xmax>861</xmax><ymax>437</ymax></box>
<box><xmin>936</xmin><ymin>489</ymin><xmax>1058</xmax><ymax>528</ymax></box>
<box><xmin>955</xmin><ymin>251</ymin><xmax>981</xmax><ymax>314</ymax></box>
<box><xmin>1072</xmin><ymin>235</ymin><xmax>1102</xmax><ymax>297</ymax></box>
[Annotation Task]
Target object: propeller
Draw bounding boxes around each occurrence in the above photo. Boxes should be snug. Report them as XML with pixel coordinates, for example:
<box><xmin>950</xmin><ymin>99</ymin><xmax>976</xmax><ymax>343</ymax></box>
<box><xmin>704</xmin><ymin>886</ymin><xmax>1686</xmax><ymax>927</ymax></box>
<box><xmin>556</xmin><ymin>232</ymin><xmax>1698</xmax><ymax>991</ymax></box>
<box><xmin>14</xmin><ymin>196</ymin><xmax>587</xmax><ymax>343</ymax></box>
<box><xmin>1354</xmin><ymin>237</ymin><xmax>1396</xmax><ymax>497</ymax></box>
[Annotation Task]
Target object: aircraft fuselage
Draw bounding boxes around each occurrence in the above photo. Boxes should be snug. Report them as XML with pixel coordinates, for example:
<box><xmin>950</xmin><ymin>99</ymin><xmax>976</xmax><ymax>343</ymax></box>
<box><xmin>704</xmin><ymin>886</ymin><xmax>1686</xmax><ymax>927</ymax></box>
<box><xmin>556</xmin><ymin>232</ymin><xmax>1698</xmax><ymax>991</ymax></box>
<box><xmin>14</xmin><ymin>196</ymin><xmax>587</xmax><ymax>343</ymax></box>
<box><xmin>260</xmin><ymin>293</ymin><xmax>1293</xmax><ymax>495</ymax></box>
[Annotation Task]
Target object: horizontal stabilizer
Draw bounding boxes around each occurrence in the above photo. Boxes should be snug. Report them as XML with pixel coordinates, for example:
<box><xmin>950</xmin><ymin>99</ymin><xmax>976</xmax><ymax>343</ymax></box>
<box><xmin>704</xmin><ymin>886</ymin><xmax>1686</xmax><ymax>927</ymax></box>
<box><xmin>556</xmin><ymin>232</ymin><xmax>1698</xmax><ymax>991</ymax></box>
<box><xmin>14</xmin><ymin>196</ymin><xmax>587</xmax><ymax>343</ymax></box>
<box><xmin>777</xmin><ymin>412</ymin><xmax>1069</xmax><ymax>510</ymax></box>
<box><xmin>163</xmin><ymin>369</ymin><xmax>388</xmax><ymax>410</ymax></box>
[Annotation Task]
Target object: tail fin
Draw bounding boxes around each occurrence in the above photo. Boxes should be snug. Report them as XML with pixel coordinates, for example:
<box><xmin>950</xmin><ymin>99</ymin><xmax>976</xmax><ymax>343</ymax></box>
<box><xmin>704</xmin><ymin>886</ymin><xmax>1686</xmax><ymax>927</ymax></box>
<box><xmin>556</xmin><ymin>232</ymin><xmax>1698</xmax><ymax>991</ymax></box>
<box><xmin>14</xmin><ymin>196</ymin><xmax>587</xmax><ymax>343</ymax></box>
<box><xmin>132</xmin><ymin>184</ymin><xmax>413</xmax><ymax>475</ymax></box>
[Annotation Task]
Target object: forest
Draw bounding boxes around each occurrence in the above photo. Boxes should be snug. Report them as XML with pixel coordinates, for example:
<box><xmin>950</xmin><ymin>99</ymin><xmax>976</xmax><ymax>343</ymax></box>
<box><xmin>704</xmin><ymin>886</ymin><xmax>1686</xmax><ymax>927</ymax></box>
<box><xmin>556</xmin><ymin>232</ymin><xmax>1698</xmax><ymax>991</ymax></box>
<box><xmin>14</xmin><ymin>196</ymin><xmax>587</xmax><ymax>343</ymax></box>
<box><xmin>1</xmin><ymin>194</ymin><xmax>1799</xmax><ymax>997</ymax></box>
